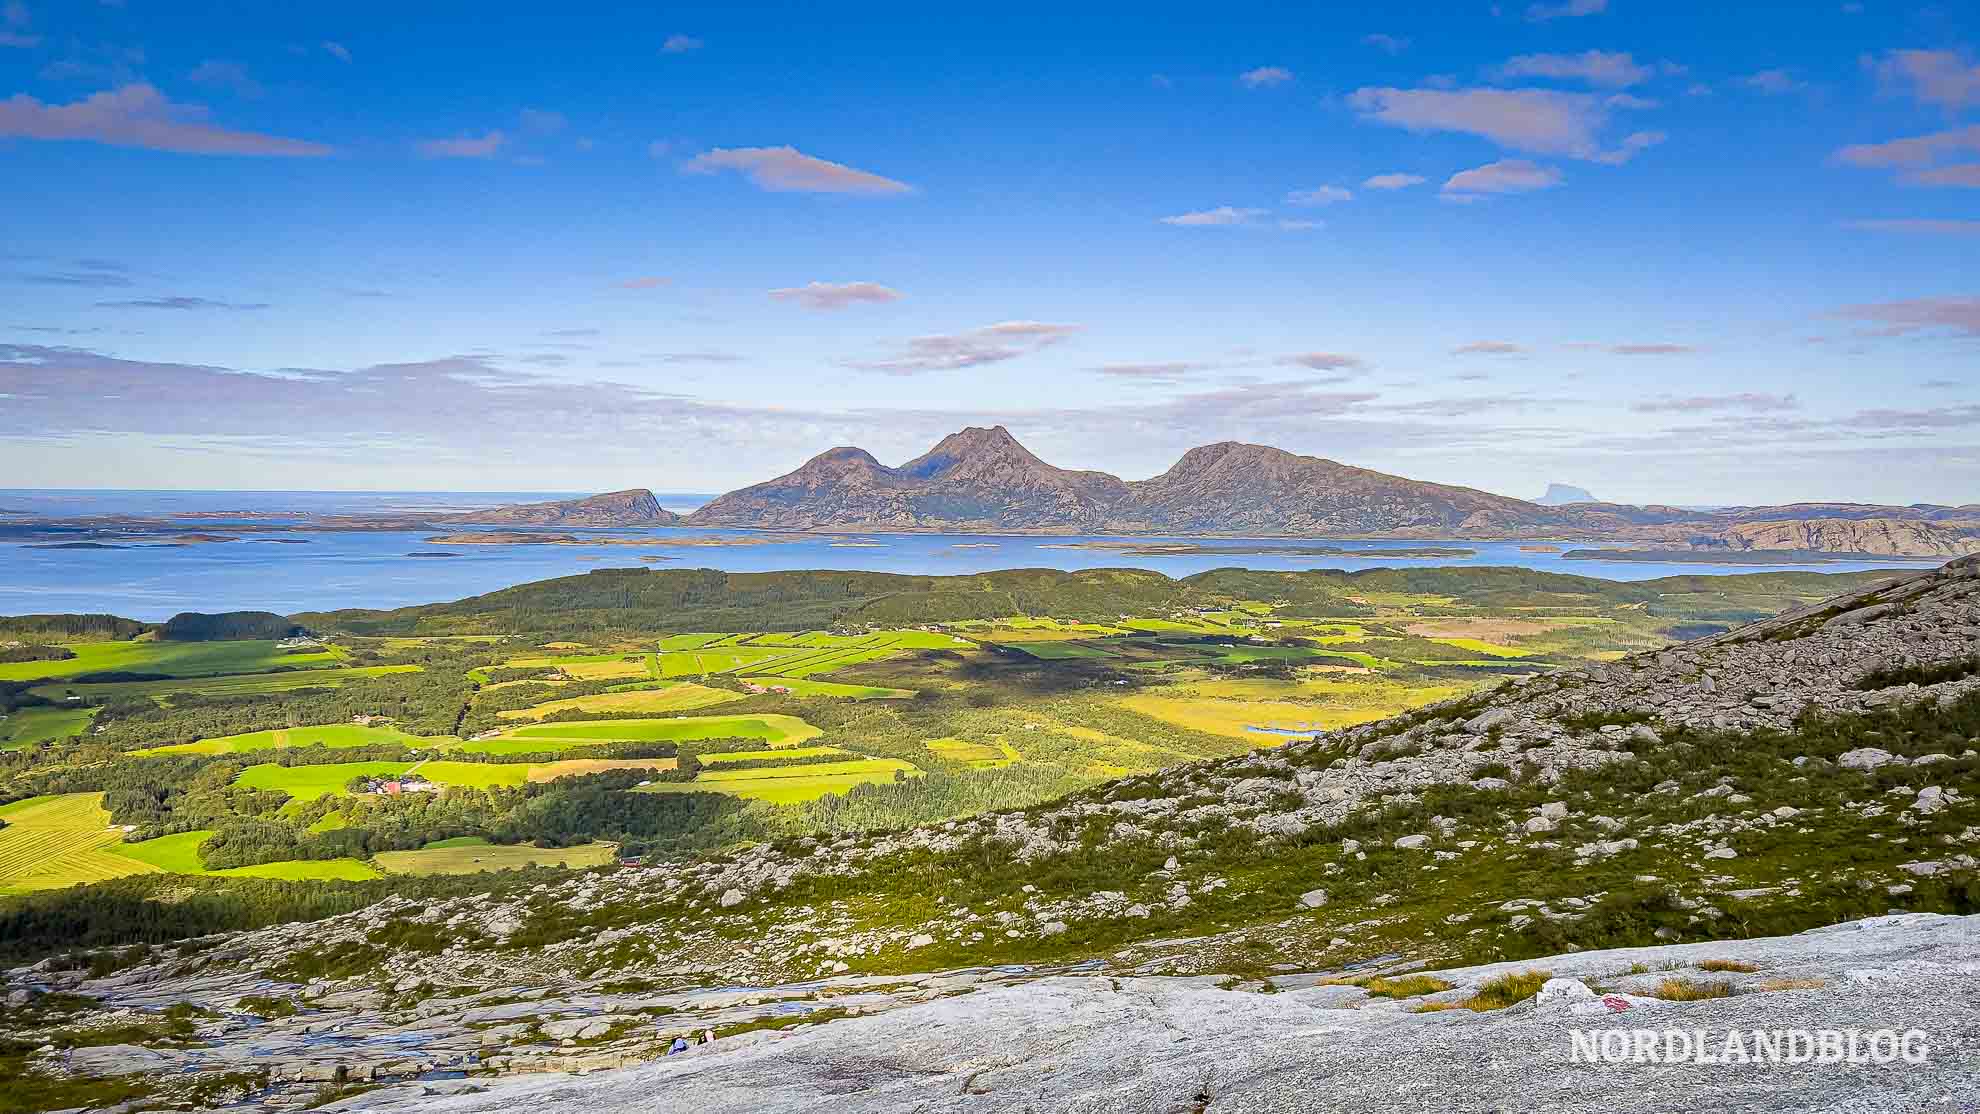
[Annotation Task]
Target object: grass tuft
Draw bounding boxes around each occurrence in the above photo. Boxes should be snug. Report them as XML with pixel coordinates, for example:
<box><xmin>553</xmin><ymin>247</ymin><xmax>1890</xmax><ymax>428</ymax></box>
<box><xmin>1651</xmin><ymin>977</ymin><xmax>1734</xmax><ymax>1001</ymax></box>
<box><xmin>1697</xmin><ymin>959</ymin><xmax>1759</xmax><ymax>973</ymax></box>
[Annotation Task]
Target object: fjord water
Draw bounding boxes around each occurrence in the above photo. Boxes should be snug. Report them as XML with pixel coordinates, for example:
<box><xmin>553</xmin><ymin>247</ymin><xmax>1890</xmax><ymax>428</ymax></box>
<box><xmin>0</xmin><ymin>491</ymin><xmax>1922</xmax><ymax>621</ymax></box>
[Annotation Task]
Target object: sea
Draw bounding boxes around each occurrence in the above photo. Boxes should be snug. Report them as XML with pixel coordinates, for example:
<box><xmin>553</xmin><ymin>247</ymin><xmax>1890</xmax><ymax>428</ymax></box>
<box><xmin>0</xmin><ymin>489</ymin><xmax>1932</xmax><ymax>621</ymax></box>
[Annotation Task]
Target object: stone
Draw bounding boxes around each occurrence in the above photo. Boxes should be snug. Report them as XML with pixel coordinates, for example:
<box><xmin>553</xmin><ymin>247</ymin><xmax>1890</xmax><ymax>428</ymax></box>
<box><xmin>1837</xmin><ymin>748</ymin><xmax>1898</xmax><ymax>771</ymax></box>
<box><xmin>1523</xmin><ymin>816</ymin><xmax>1556</xmax><ymax>835</ymax></box>
<box><xmin>1539</xmin><ymin>802</ymin><xmax>1568</xmax><ymax>820</ymax></box>
<box><xmin>718</xmin><ymin>888</ymin><xmax>745</xmax><ymax>908</ymax></box>
<box><xmin>1464</xmin><ymin>707</ymin><xmax>1515</xmax><ymax>735</ymax></box>
<box><xmin>1299</xmin><ymin>889</ymin><xmax>1329</xmax><ymax>909</ymax></box>
<box><xmin>1393</xmin><ymin>834</ymin><xmax>1431</xmax><ymax>850</ymax></box>
<box><xmin>906</xmin><ymin>934</ymin><xmax>935</xmax><ymax>950</ymax></box>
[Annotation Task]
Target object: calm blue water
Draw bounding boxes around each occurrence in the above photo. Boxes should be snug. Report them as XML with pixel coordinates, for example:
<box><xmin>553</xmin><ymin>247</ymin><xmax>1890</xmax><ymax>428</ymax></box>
<box><xmin>0</xmin><ymin>490</ymin><xmax>1929</xmax><ymax>620</ymax></box>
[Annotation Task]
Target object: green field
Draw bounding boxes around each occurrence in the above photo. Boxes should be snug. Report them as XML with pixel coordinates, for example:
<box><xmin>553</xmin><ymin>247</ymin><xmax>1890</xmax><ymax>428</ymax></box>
<box><xmin>496</xmin><ymin>682</ymin><xmax>742</xmax><ymax>720</ymax></box>
<box><xmin>739</xmin><ymin>676</ymin><xmax>913</xmax><ymax>699</ymax></box>
<box><xmin>0</xmin><ymin>705</ymin><xmax>98</xmax><ymax>750</ymax></box>
<box><xmin>0</xmin><ymin>639</ymin><xmax>345</xmax><ymax>683</ymax></box>
<box><xmin>464</xmin><ymin>714</ymin><xmax>822</xmax><ymax>754</ymax></box>
<box><xmin>105</xmin><ymin>829</ymin><xmax>380</xmax><ymax>879</ymax></box>
<box><xmin>30</xmin><ymin>664</ymin><xmax>420</xmax><ymax>704</ymax></box>
<box><xmin>235</xmin><ymin>761</ymin><xmax>412</xmax><ymax>799</ymax></box>
<box><xmin>374</xmin><ymin>840</ymin><xmax>617</xmax><ymax>875</ymax></box>
<box><xmin>132</xmin><ymin>722</ymin><xmax>454</xmax><ymax>756</ymax></box>
<box><xmin>925</xmin><ymin>737</ymin><xmax>1019</xmax><ymax>768</ymax></box>
<box><xmin>639</xmin><ymin>756</ymin><xmax>920</xmax><ymax>803</ymax></box>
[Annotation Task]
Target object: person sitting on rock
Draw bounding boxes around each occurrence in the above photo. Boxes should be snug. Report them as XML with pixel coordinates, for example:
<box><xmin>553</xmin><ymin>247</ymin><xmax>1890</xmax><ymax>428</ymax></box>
<box><xmin>700</xmin><ymin>1029</ymin><xmax>714</xmax><ymax>1044</ymax></box>
<box><xmin>669</xmin><ymin>1036</ymin><xmax>690</xmax><ymax>1054</ymax></box>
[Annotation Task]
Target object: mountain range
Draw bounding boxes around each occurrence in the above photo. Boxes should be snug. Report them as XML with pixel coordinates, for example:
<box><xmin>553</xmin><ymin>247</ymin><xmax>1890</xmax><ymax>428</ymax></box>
<box><xmin>436</xmin><ymin>427</ymin><xmax>1979</xmax><ymax>557</ymax></box>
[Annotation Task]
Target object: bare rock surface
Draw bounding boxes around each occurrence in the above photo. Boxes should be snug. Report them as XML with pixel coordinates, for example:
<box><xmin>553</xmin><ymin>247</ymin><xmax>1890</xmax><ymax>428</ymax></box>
<box><xmin>329</xmin><ymin>913</ymin><xmax>1980</xmax><ymax>1114</ymax></box>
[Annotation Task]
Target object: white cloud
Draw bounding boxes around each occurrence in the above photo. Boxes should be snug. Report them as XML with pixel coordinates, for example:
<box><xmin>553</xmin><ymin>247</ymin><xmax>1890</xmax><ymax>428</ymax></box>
<box><xmin>416</xmin><ymin>130</ymin><xmax>506</xmax><ymax>159</ymax></box>
<box><xmin>844</xmin><ymin>321</ymin><xmax>1083</xmax><ymax>374</ymax></box>
<box><xmin>767</xmin><ymin>281</ymin><xmax>904</xmax><ymax>310</ymax></box>
<box><xmin>1349</xmin><ymin>86</ymin><xmax>1611</xmax><ymax>158</ymax></box>
<box><xmin>1497</xmin><ymin>50</ymin><xmax>1652</xmax><ymax>88</ymax></box>
<box><xmin>322</xmin><ymin>41</ymin><xmax>351</xmax><ymax>63</ymax></box>
<box><xmin>0</xmin><ymin>84</ymin><xmax>331</xmax><ymax>156</ymax></box>
<box><xmin>1286</xmin><ymin>185</ymin><xmax>1352</xmax><ymax>206</ymax></box>
<box><xmin>1868</xmin><ymin>49</ymin><xmax>1980</xmax><ymax>111</ymax></box>
<box><xmin>1362</xmin><ymin>172</ymin><xmax>1427</xmax><ymax>189</ymax></box>
<box><xmin>1159</xmin><ymin>206</ymin><xmax>1267</xmax><ymax>226</ymax></box>
<box><xmin>1239</xmin><ymin>66</ymin><xmax>1294</xmax><ymax>88</ymax></box>
<box><xmin>1442</xmin><ymin>158</ymin><xmax>1563</xmax><ymax>196</ymax></box>
<box><xmin>662</xmin><ymin>34</ymin><xmax>704</xmax><ymax>54</ymax></box>
<box><xmin>1525</xmin><ymin>0</ymin><xmax>1607</xmax><ymax>21</ymax></box>
<box><xmin>683</xmin><ymin>145</ymin><xmax>912</xmax><ymax>195</ymax></box>
<box><xmin>1363</xmin><ymin>34</ymin><xmax>1410</xmax><ymax>54</ymax></box>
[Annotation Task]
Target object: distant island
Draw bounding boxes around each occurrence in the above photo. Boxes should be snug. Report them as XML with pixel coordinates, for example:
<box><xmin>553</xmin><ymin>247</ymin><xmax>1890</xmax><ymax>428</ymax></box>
<box><xmin>7</xmin><ymin>426</ymin><xmax>1979</xmax><ymax>560</ymax></box>
<box><xmin>1563</xmin><ymin>548</ymin><xmax>1942</xmax><ymax>565</ymax></box>
<box><xmin>1039</xmin><ymin>541</ymin><xmax>1477</xmax><ymax>559</ymax></box>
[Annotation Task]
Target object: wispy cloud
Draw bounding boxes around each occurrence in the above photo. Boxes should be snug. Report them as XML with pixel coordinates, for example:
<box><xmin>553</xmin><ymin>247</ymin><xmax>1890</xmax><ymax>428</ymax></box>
<box><xmin>1452</xmin><ymin>340</ymin><xmax>1524</xmax><ymax>355</ymax></box>
<box><xmin>1631</xmin><ymin>393</ymin><xmax>1798</xmax><ymax>413</ymax></box>
<box><xmin>1868</xmin><ymin>49</ymin><xmax>1980</xmax><ymax>112</ymax></box>
<box><xmin>615</xmin><ymin>276</ymin><xmax>671</xmax><ymax>290</ymax></box>
<box><xmin>1906</xmin><ymin>165</ymin><xmax>1980</xmax><ymax>188</ymax></box>
<box><xmin>1159</xmin><ymin>206</ymin><xmax>1267</xmax><ymax>227</ymax></box>
<box><xmin>1497</xmin><ymin>50</ymin><xmax>1652</xmax><ymax>88</ymax></box>
<box><xmin>322</xmin><ymin>41</ymin><xmax>351</xmax><ymax>63</ymax></box>
<box><xmin>13</xmin><ymin>264</ymin><xmax>132</xmax><ymax>288</ymax></box>
<box><xmin>683</xmin><ymin>145</ymin><xmax>912</xmax><ymax>195</ymax></box>
<box><xmin>1278</xmin><ymin>352</ymin><xmax>1366</xmax><ymax>371</ymax></box>
<box><xmin>0</xmin><ymin>84</ymin><xmax>331</xmax><ymax>156</ymax></box>
<box><xmin>1525</xmin><ymin>0</ymin><xmax>1606</xmax><ymax>22</ymax></box>
<box><xmin>1442</xmin><ymin>158</ymin><xmax>1562</xmax><ymax>197</ymax></box>
<box><xmin>1844</xmin><ymin>219</ymin><xmax>1980</xmax><ymax>237</ymax></box>
<box><xmin>661</xmin><ymin>33</ymin><xmax>704</xmax><ymax>54</ymax></box>
<box><xmin>1239</xmin><ymin>66</ymin><xmax>1294</xmax><ymax>88</ymax></box>
<box><xmin>1743</xmin><ymin>69</ymin><xmax>1803</xmax><ymax>95</ymax></box>
<box><xmin>1350</xmin><ymin>86</ymin><xmax>1649</xmax><ymax>161</ymax></box>
<box><xmin>845</xmin><ymin>321</ymin><xmax>1082</xmax><ymax>374</ymax></box>
<box><xmin>95</xmin><ymin>296</ymin><xmax>269</xmax><ymax>311</ymax></box>
<box><xmin>1286</xmin><ymin>185</ymin><xmax>1352</xmax><ymax>206</ymax></box>
<box><xmin>415</xmin><ymin>130</ymin><xmax>506</xmax><ymax>158</ymax></box>
<box><xmin>1832</xmin><ymin>296</ymin><xmax>1980</xmax><ymax>337</ymax></box>
<box><xmin>1363</xmin><ymin>34</ymin><xmax>1410</xmax><ymax>54</ymax></box>
<box><xmin>1362</xmin><ymin>172</ymin><xmax>1426</xmax><ymax>189</ymax></box>
<box><xmin>1089</xmin><ymin>361</ymin><xmax>1213</xmax><ymax>382</ymax></box>
<box><xmin>767</xmin><ymin>281</ymin><xmax>904</xmax><ymax>310</ymax></box>
<box><xmin>1</xmin><ymin>0</ymin><xmax>37</xmax><ymax>48</ymax></box>
<box><xmin>1834</xmin><ymin>124</ymin><xmax>1980</xmax><ymax>168</ymax></box>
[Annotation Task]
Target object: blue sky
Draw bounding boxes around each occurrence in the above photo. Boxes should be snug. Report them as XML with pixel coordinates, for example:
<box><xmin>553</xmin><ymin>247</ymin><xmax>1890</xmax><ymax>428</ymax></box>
<box><xmin>2</xmin><ymin>0</ymin><xmax>1976</xmax><ymax>505</ymax></box>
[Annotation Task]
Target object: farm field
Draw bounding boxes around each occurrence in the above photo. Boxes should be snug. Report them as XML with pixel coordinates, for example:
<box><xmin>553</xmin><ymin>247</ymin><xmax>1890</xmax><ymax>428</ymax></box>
<box><xmin>374</xmin><ymin>840</ymin><xmax>617</xmax><ymax>875</ymax></box>
<box><xmin>235</xmin><ymin>761</ymin><xmax>412</xmax><ymax>799</ymax></box>
<box><xmin>0</xmin><ymin>705</ymin><xmax>98</xmax><ymax>750</ymax></box>
<box><xmin>467</xmin><ymin>714</ymin><xmax>822</xmax><ymax>753</ymax></box>
<box><xmin>496</xmin><ymin>682</ymin><xmax>741</xmax><ymax>721</ymax></box>
<box><xmin>924</xmin><ymin>737</ymin><xmax>1018</xmax><ymax>768</ymax></box>
<box><xmin>132</xmin><ymin>722</ymin><xmax>454</xmax><ymax>756</ymax></box>
<box><xmin>524</xmin><ymin>758</ymin><xmax>679</xmax><ymax>782</ymax></box>
<box><xmin>637</xmin><ymin>756</ymin><xmax>919</xmax><ymax>803</ymax></box>
<box><xmin>109</xmin><ymin>831</ymin><xmax>380</xmax><ymax>880</ymax></box>
<box><xmin>0</xmin><ymin>639</ymin><xmax>344</xmax><ymax>683</ymax></box>
<box><xmin>738</xmin><ymin>676</ymin><xmax>913</xmax><ymax>699</ymax></box>
<box><xmin>700</xmin><ymin>746</ymin><xmax>846</xmax><ymax>764</ymax></box>
<box><xmin>0</xmin><ymin>793</ymin><xmax>155</xmax><ymax>894</ymax></box>
<box><xmin>30</xmin><ymin>664</ymin><xmax>420</xmax><ymax>704</ymax></box>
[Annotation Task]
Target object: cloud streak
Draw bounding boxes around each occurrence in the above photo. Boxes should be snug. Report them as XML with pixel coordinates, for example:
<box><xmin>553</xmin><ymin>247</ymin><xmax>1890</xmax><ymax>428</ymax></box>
<box><xmin>683</xmin><ymin>146</ymin><xmax>912</xmax><ymax>195</ymax></box>
<box><xmin>844</xmin><ymin>321</ymin><xmax>1082</xmax><ymax>374</ymax></box>
<box><xmin>0</xmin><ymin>84</ymin><xmax>331</xmax><ymax>156</ymax></box>
<box><xmin>767</xmin><ymin>281</ymin><xmax>904</xmax><ymax>310</ymax></box>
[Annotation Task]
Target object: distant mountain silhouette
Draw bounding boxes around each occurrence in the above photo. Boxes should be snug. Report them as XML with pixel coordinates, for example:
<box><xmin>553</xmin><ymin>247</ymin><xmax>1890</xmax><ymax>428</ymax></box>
<box><xmin>1536</xmin><ymin>483</ymin><xmax>1596</xmax><ymax>506</ymax></box>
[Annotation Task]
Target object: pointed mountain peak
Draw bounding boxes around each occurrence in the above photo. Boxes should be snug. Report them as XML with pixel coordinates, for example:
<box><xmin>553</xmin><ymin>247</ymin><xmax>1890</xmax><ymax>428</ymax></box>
<box><xmin>903</xmin><ymin>426</ymin><xmax>1046</xmax><ymax>478</ymax></box>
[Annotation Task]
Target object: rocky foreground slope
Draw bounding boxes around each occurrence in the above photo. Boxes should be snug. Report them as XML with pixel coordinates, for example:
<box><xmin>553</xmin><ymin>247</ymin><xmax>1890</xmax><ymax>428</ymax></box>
<box><xmin>5</xmin><ymin>558</ymin><xmax>1979</xmax><ymax>1111</ymax></box>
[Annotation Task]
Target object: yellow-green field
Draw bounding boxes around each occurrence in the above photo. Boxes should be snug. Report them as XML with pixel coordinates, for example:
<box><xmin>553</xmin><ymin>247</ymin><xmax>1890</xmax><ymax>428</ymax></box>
<box><xmin>0</xmin><ymin>793</ymin><xmax>155</xmax><ymax>894</ymax></box>
<box><xmin>523</xmin><ymin>757</ymin><xmax>679</xmax><ymax>782</ymax></box>
<box><xmin>925</xmin><ymin>737</ymin><xmax>1018</xmax><ymax>768</ymax></box>
<box><xmin>700</xmin><ymin>745</ymin><xmax>847</xmax><ymax>764</ymax></box>
<box><xmin>374</xmin><ymin>840</ymin><xmax>617</xmax><ymax>875</ymax></box>
<box><xmin>738</xmin><ymin>676</ymin><xmax>914</xmax><ymax>699</ymax></box>
<box><xmin>0</xmin><ymin>639</ymin><xmax>346</xmax><ymax>683</ymax></box>
<box><xmin>637</xmin><ymin>757</ymin><xmax>920</xmax><ymax>803</ymax></box>
<box><xmin>464</xmin><ymin>714</ymin><xmax>822</xmax><ymax>754</ymax></box>
<box><xmin>132</xmin><ymin>722</ymin><xmax>454</xmax><ymax>756</ymax></box>
<box><xmin>1117</xmin><ymin>674</ymin><xmax>1474</xmax><ymax>741</ymax></box>
<box><xmin>495</xmin><ymin>682</ymin><xmax>742</xmax><ymax>721</ymax></box>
